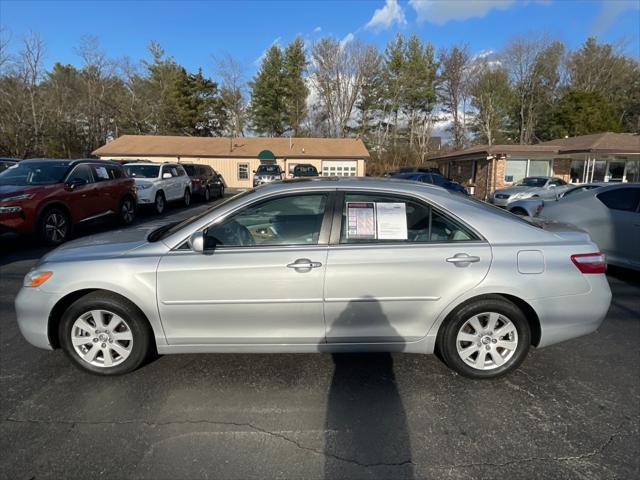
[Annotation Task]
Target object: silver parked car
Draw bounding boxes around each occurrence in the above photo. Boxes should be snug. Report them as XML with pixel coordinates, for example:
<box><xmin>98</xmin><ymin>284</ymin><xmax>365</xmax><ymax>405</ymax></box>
<box><xmin>490</xmin><ymin>176</ymin><xmax>570</xmax><ymax>207</ymax></box>
<box><xmin>507</xmin><ymin>183</ymin><xmax>609</xmax><ymax>216</ymax></box>
<box><xmin>539</xmin><ymin>183</ymin><xmax>640</xmax><ymax>270</ymax></box>
<box><xmin>15</xmin><ymin>178</ymin><xmax>612</xmax><ymax>379</ymax></box>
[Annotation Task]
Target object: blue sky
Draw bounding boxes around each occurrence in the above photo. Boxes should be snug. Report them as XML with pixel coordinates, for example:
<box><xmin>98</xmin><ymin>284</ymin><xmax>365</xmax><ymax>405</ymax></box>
<box><xmin>1</xmin><ymin>0</ymin><xmax>639</xmax><ymax>78</ymax></box>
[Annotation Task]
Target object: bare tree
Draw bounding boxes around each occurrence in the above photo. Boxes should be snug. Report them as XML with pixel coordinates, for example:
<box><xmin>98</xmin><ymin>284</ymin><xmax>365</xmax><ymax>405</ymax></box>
<box><xmin>21</xmin><ymin>31</ymin><xmax>47</xmax><ymax>154</ymax></box>
<box><xmin>214</xmin><ymin>53</ymin><xmax>247</xmax><ymax>137</ymax></box>
<box><xmin>0</xmin><ymin>26</ymin><xmax>11</xmax><ymax>73</ymax></box>
<box><xmin>310</xmin><ymin>38</ymin><xmax>380</xmax><ymax>137</ymax></box>
<box><xmin>438</xmin><ymin>45</ymin><xmax>470</xmax><ymax>149</ymax></box>
<box><xmin>502</xmin><ymin>34</ymin><xmax>564</xmax><ymax>144</ymax></box>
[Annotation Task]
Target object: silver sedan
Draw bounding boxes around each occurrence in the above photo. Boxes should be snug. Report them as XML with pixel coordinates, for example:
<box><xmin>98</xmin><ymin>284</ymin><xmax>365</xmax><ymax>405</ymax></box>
<box><xmin>15</xmin><ymin>178</ymin><xmax>612</xmax><ymax>379</ymax></box>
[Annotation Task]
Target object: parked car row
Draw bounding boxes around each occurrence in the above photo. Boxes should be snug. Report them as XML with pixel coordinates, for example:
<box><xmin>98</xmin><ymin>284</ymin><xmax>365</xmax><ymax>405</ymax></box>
<box><xmin>253</xmin><ymin>163</ymin><xmax>320</xmax><ymax>187</ymax></box>
<box><xmin>0</xmin><ymin>159</ymin><xmax>226</xmax><ymax>245</ymax></box>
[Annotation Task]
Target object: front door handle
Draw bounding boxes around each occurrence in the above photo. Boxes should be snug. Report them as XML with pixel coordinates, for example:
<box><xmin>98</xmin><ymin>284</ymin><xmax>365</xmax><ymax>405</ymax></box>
<box><xmin>287</xmin><ymin>258</ymin><xmax>322</xmax><ymax>270</ymax></box>
<box><xmin>446</xmin><ymin>254</ymin><xmax>480</xmax><ymax>266</ymax></box>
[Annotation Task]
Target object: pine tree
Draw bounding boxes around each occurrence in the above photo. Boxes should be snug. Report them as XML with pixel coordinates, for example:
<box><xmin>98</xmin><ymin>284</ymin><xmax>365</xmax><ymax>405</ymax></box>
<box><xmin>283</xmin><ymin>37</ymin><xmax>308</xmax><ymax>136</ymax></box>
<box><xmin>250</xmin><ymin>45</ymin><xmax>286</xmax><ymax>136</ymax></box>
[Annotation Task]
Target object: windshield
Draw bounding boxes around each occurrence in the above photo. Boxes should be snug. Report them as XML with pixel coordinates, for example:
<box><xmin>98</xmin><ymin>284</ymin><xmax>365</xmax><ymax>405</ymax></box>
<box><xmin>0</xmin><ymin>162</ymin><xmax>70</xmax><ymax>185</ymax></box>
<box><xmin>124</xmin><ymin>165</ymin><xmax>160</xmax><ymax>178</ymax></box>
<box><xmin>256</xmin><ymin>165</ymin><xmax>281</xmax><ymax>174</ymax></box>
<box><xmin>517</xmin><ymin>177</ymin><xmax>547</xmax><ymax>187</ymax></box>
<box><xmin>150</xmin><ymin>189</ymin><xmax>257</xmax><ymax>241</ymax></box>
<box><xmin>294</xmin><ymin>165</ymin><xmax>317</xmax><ymax>175</ymax></box>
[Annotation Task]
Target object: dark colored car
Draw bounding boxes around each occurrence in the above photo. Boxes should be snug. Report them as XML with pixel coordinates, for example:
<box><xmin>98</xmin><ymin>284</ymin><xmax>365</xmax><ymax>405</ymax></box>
<box><xmin>391</xmin><ymin>172</ymin><xmax>468</xmax><ymax>194</ymax></box>
<box><xmin>292</xmin><ymin>164</ymin><xmax>319</xmax><ymax>178</ymax></box>
<box><xmin>182</xmin><ymin>164</ymin><xmax>225</xmax><ymax>201</ymax></box>
<box><xmin>0</xmin><ymin>158</ymin><xmax>18</xmax><ymax>173</ymax></box>
<box><xmin>384</xmin><ymin>166</ymin><xmax>441</xmax><ymax>177</ymax></box>
<box><xmin>0</xmin><ymin>159</ymin><xmax>137</xmax><ymax>245</ymax></box>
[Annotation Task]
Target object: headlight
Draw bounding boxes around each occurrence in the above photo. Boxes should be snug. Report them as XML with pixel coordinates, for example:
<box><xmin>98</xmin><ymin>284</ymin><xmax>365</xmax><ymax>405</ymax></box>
<box><xmin>136</xmin><ymin>184</ymin><xmax>152</xmax><ymax>190</ymax></box>
<box><xmin>23</xmin><ymin>270</ymin><xmax>53</xmax><ymax>288</ymax></box>
<box><xmin>513</xmin><ymin>192</ymin><xmax>533</xmax><ymax>200</ymax></box>
<box><xmin>0</xmin><ymin>206</ymin><xmax>23</xmax><ymax>214</ymax></box>
<box><xmin>0</xmin><ymin>193</ymin><xmax>34</xmax><ymax>203</ymax></box>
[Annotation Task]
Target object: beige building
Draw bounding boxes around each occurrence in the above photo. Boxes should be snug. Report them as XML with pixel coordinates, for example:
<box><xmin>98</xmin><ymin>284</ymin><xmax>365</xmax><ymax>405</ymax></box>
<box><xmin>431</xmin><ymin>132</ymin><xmax>640</xmax><ymax>199</ymax></box>
<box><xmin>93</xmin><ymin>135</ymin><xmax>369</xmax><ymax>189</ymax></box>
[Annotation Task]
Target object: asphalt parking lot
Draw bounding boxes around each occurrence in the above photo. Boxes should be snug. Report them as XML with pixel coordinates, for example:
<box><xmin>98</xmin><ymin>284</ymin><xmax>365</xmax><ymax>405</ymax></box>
<box><xmin>0</xmin><ymin>199</ymin><xmax>638</xmax><ymax>479</ymax></box>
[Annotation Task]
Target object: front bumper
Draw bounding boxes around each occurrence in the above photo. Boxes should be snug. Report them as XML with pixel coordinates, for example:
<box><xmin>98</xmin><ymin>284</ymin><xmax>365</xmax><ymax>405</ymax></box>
<box><xmin>136</xmin><ymin>187</ymin><xmax>155</xmax><ymax>204</ymax></box>
<box><xmin>0</xmin><ymin>208</ymin><xmax>33</xmax><ymax>234</ymax></box>
<box><xmin>15</xmin><ymin>286</ymin><xmax>59</xmax><ymax>350</ymax></box>
<box><xmin>491</xmin><ymin>197</ymin><xmax>511</xmax><ymax>207</ymax></box>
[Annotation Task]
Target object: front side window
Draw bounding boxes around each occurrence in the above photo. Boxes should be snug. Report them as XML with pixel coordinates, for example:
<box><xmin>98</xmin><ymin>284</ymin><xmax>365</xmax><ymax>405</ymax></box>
<box><xmin>67</xmin><ymin>164</ymin><xmax>94</xmax><ymax>184</ymax></box>
<box><xmin>238</xmin><ymin>163</ymin><xmax>249</xmax><ymax>180</ymax></box>
<box><xmin>204</xmin><ymin>193</ymin><xmax>328</xmax><ymax>248</ymax></box>
<box><xmin>597</xmin><ymin>188</ymin><xmax>640</xmax><ymax>212</ymax></box>
<box><xmin>340</xmin><ymin>193</ymin><xmax>475</xmax><ymax>244</ymax></box>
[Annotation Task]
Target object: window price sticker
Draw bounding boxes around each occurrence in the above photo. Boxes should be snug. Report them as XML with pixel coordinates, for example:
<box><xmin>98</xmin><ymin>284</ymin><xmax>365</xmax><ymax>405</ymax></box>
<box><xmin>346</xmin><ymin>202</ymin><xmax>376</xmax><ymax>239</ymax></box>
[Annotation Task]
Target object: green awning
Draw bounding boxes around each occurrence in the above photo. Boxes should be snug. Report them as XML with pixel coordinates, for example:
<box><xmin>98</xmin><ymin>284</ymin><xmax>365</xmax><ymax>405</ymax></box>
<box><xmin>258</xmin><ymin>149</ymin><xmax>276</xmax><ymax>160</ymax></box>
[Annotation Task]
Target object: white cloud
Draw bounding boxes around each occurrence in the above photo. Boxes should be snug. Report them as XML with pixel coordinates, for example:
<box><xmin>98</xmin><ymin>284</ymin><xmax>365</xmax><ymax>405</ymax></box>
<box><xmin>254</xmin><ymin>37</ymin><xmax>281</xmax><ymax>66</ymax></box>
<box><xmin>365</xmin><ymin>0</ymin><xmax>407</xmax><ymax>31</ymax></box>
<box><xmin>340</xmin><ymin>32</ymin><xmax>355</xmax><ymax>49</ymax></box>
<box><xmin>314</xmin><ymin>26</ymin><xmax>322</xmax><ymax>32</ymax></box>
<box><xmin>591</xmin><ymin>0</ymin><xmax>640</xmax><ymax>36</ymax></box>
<box><xmin>409</xmin><ymin>0</ymin><xmax>551</xmax><ymax>25</ymax></box>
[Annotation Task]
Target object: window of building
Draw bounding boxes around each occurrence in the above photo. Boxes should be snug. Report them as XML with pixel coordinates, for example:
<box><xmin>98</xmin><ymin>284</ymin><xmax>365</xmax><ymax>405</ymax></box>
<box><xmin>505</xmin><ymin>159</ymin><xmax>550</xmax><ymax>183</ymax></box>
<box><xmin>238</xmin><ymin>163</ymin><xmax>249</xmax><ymax>180</ymax></box>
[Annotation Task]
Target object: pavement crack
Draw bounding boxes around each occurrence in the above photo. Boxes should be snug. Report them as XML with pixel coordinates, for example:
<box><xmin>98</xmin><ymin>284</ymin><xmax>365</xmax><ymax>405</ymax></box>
<box><xmin>3</xmin><ymin>417</ymin><xmax>413</xmax><ymax>469</ymax></box>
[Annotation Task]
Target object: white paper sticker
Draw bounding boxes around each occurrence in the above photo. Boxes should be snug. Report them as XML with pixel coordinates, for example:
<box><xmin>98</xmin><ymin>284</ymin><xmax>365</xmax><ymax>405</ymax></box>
<box><xmin>95</xmin><ymin>166</ymin><xmax>109</xmax><ymax>180</ymax></box>
<box><xmin>376</xmin><ymin>202</ymin><xmax>407</xmax><ymax>240</ymax></box>
<box><xmin>346</xmin><ymin>202</ymin><xmax>376</xmax><ymax>239</ymax></box>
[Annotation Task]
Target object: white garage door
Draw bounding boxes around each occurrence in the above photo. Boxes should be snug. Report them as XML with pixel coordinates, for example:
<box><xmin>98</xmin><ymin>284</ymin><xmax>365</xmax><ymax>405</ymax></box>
<box><xmin>322</xmin><ymin>160</ymin><xmax>357</xmax><ymax>177</ymax></box>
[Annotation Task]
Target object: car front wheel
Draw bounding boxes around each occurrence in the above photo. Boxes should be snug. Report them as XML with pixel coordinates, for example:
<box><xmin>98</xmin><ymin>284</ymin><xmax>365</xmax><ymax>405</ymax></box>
<box><xmin>39</xmin><ymin>207</ymin><xmax>71</xmax><ymax>245</ymax></box>
<box><xmin>438</xmin><ymin>297</ymin><xmax>531</xmax><ymax>379</ymax></box>
<box><xmin>154</xmin><ymin>192</ymin><xmax>165</xmax><ymax>215</ymax></box>
<box><xmin>204</xmin><ymin>186</ymin><xmax>211</xmax><ymax>202</ymax></box>
<box><xmin>183</xmin><ymin>188</ymin><xmax>191</xmax><ymax>207</ymax></box>
<box><xmin>59</xmin><ymin>292</ymin><xmax>153</xmax><ymax>375</ymax></box>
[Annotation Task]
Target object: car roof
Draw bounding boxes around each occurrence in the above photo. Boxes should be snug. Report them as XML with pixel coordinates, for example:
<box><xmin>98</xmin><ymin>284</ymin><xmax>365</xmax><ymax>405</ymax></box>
<box><xmin>123</xmin><ymin>162</ymin><xmax>171</xmax><ymax>167</ymax></box>
<box><xmin>18</xmin><ymin>158</ymin><xmax>122</xmax><ymax>167</ymax></box>
<box><xmin>391</xmin><ymin>172</ymin><xmax>424</xmax><ymax>179</ymax></box>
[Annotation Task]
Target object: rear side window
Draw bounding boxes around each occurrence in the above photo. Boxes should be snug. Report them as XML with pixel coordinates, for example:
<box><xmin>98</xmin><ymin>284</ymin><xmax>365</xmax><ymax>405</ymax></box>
<box><xmin>340</xmin><ymin>193</ymin><xmax>476</xmax><ymax>243</ymax></box>
<box><xmin>597</xmin><ymin>188</ymin><xmax>640</xmax><ymax>212</ymax></box>
<box><xmin>92</xmin><ymin>165</ymin><xmax>124</xmax><ymax>181</ymax></box>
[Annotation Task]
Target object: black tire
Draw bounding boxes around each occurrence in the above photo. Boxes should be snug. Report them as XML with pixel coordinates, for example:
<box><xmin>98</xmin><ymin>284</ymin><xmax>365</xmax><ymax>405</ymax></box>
<box><xmin>119</xmin><ymin>195</ymin><xmax>136</xmax><ymax>225</ymax></box>
<box><xmin>219</xmin><ymin>186</ymin><xmax>225</xmax><ymax>198</ymax></box>
<box><xmin>58</xmin><ymin>291</ymin><xmax>153</xmax><ymax>376</ymax></box>
<box><xmin>204</xmin><ymin>186</ymin><xmax>211</xmax><ymax>202</ymax></box>
<box><xmin>38</xmin><ymin>207</ymin><xmax>72</xmax><ymax>245</ymax></box>
<box><xmin>438</xmin><ymin>297</ymin><xmax>531</xmax><ymax>379</ymax></box>
<box><xmin>183</xmin><ymin>188</ymin><xmax>191</xmax><ymax>207</ymax></box>
<box><xmin>154</xmin><ymin>191</ymin><xmax>166</xmax><ymax>215</ymax></box>
<box><xmin>510</xmin><ymin>207</ymin><xmax>528</xmax><ymax>216</ymax></box>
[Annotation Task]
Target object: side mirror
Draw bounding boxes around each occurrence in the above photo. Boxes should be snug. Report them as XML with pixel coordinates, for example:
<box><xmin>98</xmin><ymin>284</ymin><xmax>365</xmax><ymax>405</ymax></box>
<box><xmin>65</xmin><ymin>178</ymin><xmax>87</xmax><ymax>190</ymax></box>
<box><xmin>188</xmin><ymin>231</ymin><xmax>205</xmax><ymax>253</ymax></box>
<box><xmin>162</xmin><ymin>172</ymin><xmax>172</xmax><ymax>179</ymax></box>
<box><xmin>252</xmin><ymin>170</ymin><xmax>257</xmax><ymax>174</ymax></box>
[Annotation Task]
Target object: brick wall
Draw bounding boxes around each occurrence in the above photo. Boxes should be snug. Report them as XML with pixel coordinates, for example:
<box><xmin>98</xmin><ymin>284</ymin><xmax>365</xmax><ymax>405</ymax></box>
<box><xmin>552</xmin><ymin>158</ymin><xmax>572</xmax><ymax>182</ymax></box>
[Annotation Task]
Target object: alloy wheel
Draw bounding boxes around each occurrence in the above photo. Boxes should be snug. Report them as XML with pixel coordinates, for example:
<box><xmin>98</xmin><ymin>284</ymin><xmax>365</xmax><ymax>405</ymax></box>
<box><xmin>456</xmin><ymin>312</ymin><xmax>518</xmax><ymax>371</ymax></box>
<box><xmin>155</xmin><ymin>194</ymin><xmax>165</xmax><ymax>214</ymax></box>
<box><xmin>71</xmin><ymin>309</ymin><xmax>133</xmax><ymax>368</ymax></box>
<box><xmin>45</xmin><ymin>212</ymin><xmax>68</xmax><ymax>243</ymax></box>
<box><xmin>121</xmin><ymin>199</ymin><xmax>135</xmax><ymax>224</ymax></box>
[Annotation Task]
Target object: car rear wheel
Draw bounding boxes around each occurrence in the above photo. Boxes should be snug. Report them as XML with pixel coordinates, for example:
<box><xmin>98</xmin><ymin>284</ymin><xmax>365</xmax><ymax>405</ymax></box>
<box><xmin>39</xmin><ymin>207</ymin><xmax>71</xmax><ymax>245</ymax></box>
<box><xmin>119</xmin><ymin>196</ymin><xmax>136</xmax><ymax>225</ymax></box>
<box><xmin>183</xmin><ymin>188</ymin><xmax>191</xmax><ymax>207</ymax></box>
<box><xmin>154</xmin><ymin>192</ymin><xmax>165</xmax><ymax>215</ymax></box>
<box><xmin>439</xmin><ymin>297</ymin><xmax>531</xmax><ymax>379</ymax></box>
<box><xmin>59</xmin><ymin>292</ymin><xmax>153</xmax><ymax>375</ymax></box>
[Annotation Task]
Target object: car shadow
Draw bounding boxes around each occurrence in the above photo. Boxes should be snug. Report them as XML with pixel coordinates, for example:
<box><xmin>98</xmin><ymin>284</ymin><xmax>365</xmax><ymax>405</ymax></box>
<box><xmin>322</xmin><ymin>298</ymin><xmax>414</xmax><ymax>479</ymax></box>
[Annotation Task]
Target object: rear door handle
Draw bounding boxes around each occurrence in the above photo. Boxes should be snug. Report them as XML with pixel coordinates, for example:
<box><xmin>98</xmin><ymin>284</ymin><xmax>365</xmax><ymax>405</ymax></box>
<box><xmin>287</xmin><ymin>258</ymin><xmax>322</xmax><ymax>270</ymax></box>
<box><xmin>446</xmin><ymin>254</ymin><xmax>480</xmax><ymax>266</ymax></box>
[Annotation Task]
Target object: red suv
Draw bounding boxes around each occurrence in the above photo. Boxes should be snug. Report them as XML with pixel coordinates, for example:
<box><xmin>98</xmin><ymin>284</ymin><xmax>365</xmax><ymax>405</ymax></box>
<box><xmin>0</xmin><ymin>159</ymin><xmax>137</xmax><ymax>245</ymax></box>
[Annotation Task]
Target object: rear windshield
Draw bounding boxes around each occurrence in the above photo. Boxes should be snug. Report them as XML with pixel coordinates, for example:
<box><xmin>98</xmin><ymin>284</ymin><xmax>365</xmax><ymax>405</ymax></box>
<box><xmin>0</xmin><ymin>162</ymin><xmax>71</xmax><ymax>185</ymax></box>
<box><xmin>124</xmin><ymin>165</ymin><xmax>160</xmax><ymax>178</ymax></box>
<box><xmin>182</xmin><ymin>165</ymin><xmax>196</xmax><ymax>176</ymax></box>
<box><xmin>460</xmin><ymin>194</ymin><xmax>542</xmax><ymax>228</ymax></box>
<box><xmin>257</xmin><ymin>165</ymin><xmax>281</xmax><ymax>174</ymax></box>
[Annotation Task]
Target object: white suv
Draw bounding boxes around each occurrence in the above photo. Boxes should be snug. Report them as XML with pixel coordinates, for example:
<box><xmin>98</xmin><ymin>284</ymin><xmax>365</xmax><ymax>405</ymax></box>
<box><xmin>123</xmin><ymin>163</ymin><xmax>192</xmax><ymax>214</ymax></box>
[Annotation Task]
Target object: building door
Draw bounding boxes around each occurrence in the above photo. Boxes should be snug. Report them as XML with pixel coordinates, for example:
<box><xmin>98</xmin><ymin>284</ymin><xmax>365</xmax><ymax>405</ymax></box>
<box><xmin>606</xmin><ymin>161</ymin><xmax>626</xmax><ymax>182</ymax></box>
<box><xmin>322</xmin><ymin>160</ymin><xmax>357</xmax><ymax>177</ymax></box>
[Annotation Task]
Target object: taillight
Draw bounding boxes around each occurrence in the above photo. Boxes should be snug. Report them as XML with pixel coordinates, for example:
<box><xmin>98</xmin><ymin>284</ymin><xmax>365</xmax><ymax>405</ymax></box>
<box><xmin>192</xmin><ymin>179</ymin><xmax>201</xmax><ymax>184</ymax></box>
<box><xmin>571</xmin><ymin>253</ymin><xmax>607</xmax><ymax>274</ymax></box>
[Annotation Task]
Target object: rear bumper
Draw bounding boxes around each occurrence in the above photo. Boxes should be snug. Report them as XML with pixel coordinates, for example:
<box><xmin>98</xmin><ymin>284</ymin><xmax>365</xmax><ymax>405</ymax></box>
<box><xmin>533</xmin><ymin>275</ymin><xmax>612</xmax><ymax>348</ymax></box>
